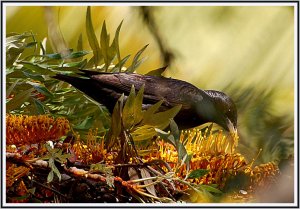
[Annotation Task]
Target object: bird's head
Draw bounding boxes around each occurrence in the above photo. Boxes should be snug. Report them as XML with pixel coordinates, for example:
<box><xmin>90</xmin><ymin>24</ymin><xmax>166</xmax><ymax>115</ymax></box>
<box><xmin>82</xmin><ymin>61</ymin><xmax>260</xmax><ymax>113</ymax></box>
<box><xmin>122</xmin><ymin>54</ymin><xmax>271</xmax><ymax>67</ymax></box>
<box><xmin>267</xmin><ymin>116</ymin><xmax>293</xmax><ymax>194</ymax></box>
<box><xmin>203</xmin><ymin>90</ymin><xmax>237</xmax><ymax>135</ymax></box>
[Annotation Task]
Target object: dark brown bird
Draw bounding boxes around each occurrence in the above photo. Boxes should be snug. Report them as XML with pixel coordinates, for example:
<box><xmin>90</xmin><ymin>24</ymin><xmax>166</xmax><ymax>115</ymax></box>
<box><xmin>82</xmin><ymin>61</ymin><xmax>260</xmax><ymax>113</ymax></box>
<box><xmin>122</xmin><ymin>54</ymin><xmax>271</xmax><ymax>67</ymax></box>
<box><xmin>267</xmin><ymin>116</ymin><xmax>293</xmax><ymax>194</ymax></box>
<box><xmin>53</xmin><ymin>70</ymin><xmax>237</xmax><ymax>134</ymax></box>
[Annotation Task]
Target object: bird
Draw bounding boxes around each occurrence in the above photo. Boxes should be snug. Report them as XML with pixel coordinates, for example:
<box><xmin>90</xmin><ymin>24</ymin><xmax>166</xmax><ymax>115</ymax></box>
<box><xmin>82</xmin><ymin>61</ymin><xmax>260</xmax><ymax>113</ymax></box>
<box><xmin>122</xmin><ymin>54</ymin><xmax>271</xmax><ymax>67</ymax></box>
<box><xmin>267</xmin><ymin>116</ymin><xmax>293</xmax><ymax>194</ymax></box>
<box><xmin>53</xmin><ymin>70</ymin><xmax>237</xmax><ymax>134</ymax></box>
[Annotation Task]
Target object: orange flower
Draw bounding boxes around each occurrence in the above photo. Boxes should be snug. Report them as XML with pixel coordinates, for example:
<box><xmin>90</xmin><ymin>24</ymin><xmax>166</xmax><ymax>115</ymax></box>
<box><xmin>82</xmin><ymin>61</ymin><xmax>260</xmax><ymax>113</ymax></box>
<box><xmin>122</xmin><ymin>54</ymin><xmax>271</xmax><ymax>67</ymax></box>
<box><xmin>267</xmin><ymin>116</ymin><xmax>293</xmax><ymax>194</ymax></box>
<box><xmin>6</xmin><ymin>114</ymin><xmax>70</xmax><ymax>146</ymax></box>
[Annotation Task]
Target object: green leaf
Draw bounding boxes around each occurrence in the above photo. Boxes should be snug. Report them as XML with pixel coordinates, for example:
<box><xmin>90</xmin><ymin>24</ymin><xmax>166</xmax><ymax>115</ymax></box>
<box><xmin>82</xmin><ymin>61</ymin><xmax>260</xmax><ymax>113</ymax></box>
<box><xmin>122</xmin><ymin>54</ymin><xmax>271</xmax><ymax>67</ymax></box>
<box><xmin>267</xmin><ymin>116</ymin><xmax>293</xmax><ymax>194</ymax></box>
<box><xmin>112</xmin><ymin>55</ymin><xmax>130</xmax><ymax>72</ymax></box>
<box><xmin>6</xmin><ymin>79</ymin><xmax>20</xmax><ymax>97</ymax></box>
<box><xmin>145</xmin><ymin>104</ymin><xmax>182</xmax><ymax>129</ymax></box>
<box><xmin>142</xmin><ymin>100</ymin><xmax>163</xmax><ymax>123</ymax></box>
<box><xmin>112</xmin><ymin>20</ymin><xmax>123</xmax><ymax>62</ymax></box>
<box><xmin>188</xmin><ymin>169</ymin><xmax>210</xmax><ymax>179</ymax></box>
<box><xmin>21</xmin><ymin>62</ymin><xmax>56</xmax><ymax>75</ymax></box>
<box><xmin>42</xmin><ymin>53</ymin><xmax>62</xmax><ymax>59</ymax></box>
<box><xmin>65</xmin><ymin>50</ymin><xmax>90</xmax><ymax>59</ymax></box>
<box><xmin>100</xmin><ymin>20</ymin><xmax>110</xmax><ymax>71</ymax></box>
<box><xmin>31</xmin><ymin>97</ymin><xmax>47</xmax><ymax>114</ymax></box>
<box><xmin>155</xmin><ymin>128</ymin><xmax>175</xmax><ymax>145</ymax></box>
<box><xmin>26</xmin><ymin>81</ymin><xmax>53</xmax><ymax>98</ymax></box>
<box><xmin>6</xmin><ymin>44</ymin><xmax>26</xmax><ymax>67</ymax></box>
<box><xmin>199</xmin><ymin>185</ymin><xmax>223</xmax><ymax>194</ymax></box>
<box><xmin>73</xmin><ymin>116</ymin><xmax>94</xmax><ymax>130</ymax></box>
<box><xmin>170</xmin><ymin>118</ymin><xmax>180</xmax><ymax>141</ymax></box>
<box><xmin>122</xmin><ymin>85</ymin><xmax>136</xmax><ymax>130</ymax></box>
<box><xmin>47</xmin><ymin>170</ymin><xmax>54</xmax><ymax>183</ymax></box>
<box><xmin>86</xmin><ymin>6</ymin><xmax>102</xmax><ymax>67</ymax></box>
<box><xmin>126</xmin><ymin>44</ymin><xmax>148</xmax><ymax>73</ymax></box>
<box><xmin>146</xmin><ymin>66</ymin><xmax>168</xmax><ymax>76</ymax></box>
<box><xmin>132</xmin><ymin>125</ymin><xmax>157</xmax><ymax>141</ymax></box>
<box><xmin>6</xmin><ymin>32</ymin><xmax>32</xmax><ymax>44</ymax></box>
<box><xmin>111</xmin><ymin>94</ymin><xmax>123</xmax><ymax>138</ymax></box>
<box><xmin>6</xmin><ymin>88</ymin><xmax>33</xmax><ymax>111</ymax></box>
<box><xmin>134</xmin><ymin>85</ymin><xmax>144</xmax><ymax>124</ymax></box>
<box><xmin>22</xmin><ymin>71</ymin><xmax>44</xmax><ymax>81</ymax></box>
<box><xmin>90</xmin><ymin>163</ymin><xmax>113</xmax><ymax>175</ymax></box>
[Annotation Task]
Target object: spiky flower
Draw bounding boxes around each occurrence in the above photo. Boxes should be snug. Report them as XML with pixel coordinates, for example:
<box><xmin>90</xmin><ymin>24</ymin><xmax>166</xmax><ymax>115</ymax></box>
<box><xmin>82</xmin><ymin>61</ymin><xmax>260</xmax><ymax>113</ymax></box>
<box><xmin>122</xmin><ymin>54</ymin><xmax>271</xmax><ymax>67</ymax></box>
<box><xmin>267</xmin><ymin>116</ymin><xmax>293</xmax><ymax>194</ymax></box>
<box><xmin>6</xmin><ymin>114</ymin><xmax>70</xmax><ymax>146</ymax></box>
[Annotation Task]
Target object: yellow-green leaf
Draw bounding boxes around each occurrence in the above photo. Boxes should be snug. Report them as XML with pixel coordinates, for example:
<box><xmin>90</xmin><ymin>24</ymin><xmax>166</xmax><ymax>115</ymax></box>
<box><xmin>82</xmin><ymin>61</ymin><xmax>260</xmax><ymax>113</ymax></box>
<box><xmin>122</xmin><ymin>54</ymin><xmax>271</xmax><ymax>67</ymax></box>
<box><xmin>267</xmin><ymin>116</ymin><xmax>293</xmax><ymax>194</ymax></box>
<box><xmin>100</xmin><ymin>20</ymin><xmax>110</xmax><ymax>71</ymax></box>
<box><xmin>145</xmin><ymin>104</ymin><xmax>182</xmax><ymax>129</ymax></box>
<box><xmin>142</xmin><ymin>100</ymin><xmax>163</xmax><ymax>124</ymax></box>
<box><xmin>112</xmin><ymin>20</ymin><xmax>123</xmax><ymax>62</ymax></box>
<box><xmin>134</xmin><ymin>84</ymin><xmax>144</xmax><ymax>125</ymax></box>
<box><xmin>111</xmin><ymin>95</ymin><xmax>122</xmax><ymax>138</ymax></box>
<box><xmin>131</xmin><ymin>125</ymin><xmax>157</xmax><ymax>141</ymax></box>
<box><xmin>6</xmin><ymin>88</ymin><xmax>33</xmax><ymax>111</ymax></box>
<box><xmin>122</xmin><ymin>85</ymin><xmax>136</xmax><ymax>130</ymax></box>
<box><xmin>86</xmin><ymin>6</ymin><xmax>102</xmax><ymax>66</ymax></box>
<box><xmin>188</xmin><ymin>169</ymin><xmax>209</xmax><ymax>179</ymax></box>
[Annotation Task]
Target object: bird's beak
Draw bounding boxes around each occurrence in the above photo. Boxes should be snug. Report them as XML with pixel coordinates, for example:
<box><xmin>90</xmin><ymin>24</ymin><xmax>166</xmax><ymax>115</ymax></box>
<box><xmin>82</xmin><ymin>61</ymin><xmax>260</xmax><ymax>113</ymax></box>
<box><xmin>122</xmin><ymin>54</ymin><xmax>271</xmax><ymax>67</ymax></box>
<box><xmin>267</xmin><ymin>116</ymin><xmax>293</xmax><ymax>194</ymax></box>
<box><xmin>226</xmin><ymin>119</ymin><xmax>238</xmax><ymax>153</ymax></box>
<box><xmin>226</xmin><ymin>119</ymin><xmax>237</xmax><ymax>137</ymax></box>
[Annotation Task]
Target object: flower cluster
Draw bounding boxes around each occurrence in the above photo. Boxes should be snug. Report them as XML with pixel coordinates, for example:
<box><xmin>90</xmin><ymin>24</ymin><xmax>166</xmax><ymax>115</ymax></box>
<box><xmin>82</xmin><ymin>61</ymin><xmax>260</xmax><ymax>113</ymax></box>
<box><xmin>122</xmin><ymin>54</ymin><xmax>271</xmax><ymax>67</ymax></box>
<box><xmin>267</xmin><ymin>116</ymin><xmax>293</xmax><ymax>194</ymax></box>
<box><xmin>71</xmin><ymin>129</ymin><xmax>116</xmax><ymax>164</ymax></box>
<box><xmin>249</xmin><ymin>162</ymin><xmax>280</xmax><ymax>189</ymax></box>
<box><xmin>142</xmin><ymin>128</ymin><xmax>279</xmax><ymax>191</ymax></box>
<box><xmin>6</xmin><ymin>114</ymin><xmax>70</xmax><ymax>146</ymax></box>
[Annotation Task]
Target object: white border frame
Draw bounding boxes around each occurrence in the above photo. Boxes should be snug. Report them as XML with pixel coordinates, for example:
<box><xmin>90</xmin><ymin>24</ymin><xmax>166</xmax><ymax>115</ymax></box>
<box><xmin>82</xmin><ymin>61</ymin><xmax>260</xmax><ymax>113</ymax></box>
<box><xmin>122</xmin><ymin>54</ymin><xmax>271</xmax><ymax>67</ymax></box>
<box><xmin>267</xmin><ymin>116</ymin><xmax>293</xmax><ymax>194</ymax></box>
<box><xmin>2</xmin><ymin>1</ymin><xmax>298</xmax><ymax>208</ymax></box>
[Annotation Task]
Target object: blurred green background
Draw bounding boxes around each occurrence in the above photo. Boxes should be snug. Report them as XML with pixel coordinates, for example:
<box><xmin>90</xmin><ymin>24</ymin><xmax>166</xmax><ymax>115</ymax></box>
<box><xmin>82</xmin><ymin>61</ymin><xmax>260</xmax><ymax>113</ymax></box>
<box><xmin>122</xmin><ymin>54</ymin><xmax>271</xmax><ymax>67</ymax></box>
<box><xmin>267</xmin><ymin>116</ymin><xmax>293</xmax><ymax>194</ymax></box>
<box><xmin>6</xmin><ymin>5</ymin><xmax>295</xmax><ymax>164</ymax></box>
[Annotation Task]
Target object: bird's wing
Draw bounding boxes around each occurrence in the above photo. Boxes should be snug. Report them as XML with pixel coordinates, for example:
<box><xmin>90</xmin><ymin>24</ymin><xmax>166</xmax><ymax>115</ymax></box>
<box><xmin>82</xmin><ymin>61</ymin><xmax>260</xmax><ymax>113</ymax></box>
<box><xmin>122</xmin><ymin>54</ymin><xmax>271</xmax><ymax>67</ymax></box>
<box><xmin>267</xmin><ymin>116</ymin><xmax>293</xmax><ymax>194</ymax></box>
<box><xmin>90</xmin><ymin>73</ymin><xmax>204</xmax><ymax>109</ymax></box>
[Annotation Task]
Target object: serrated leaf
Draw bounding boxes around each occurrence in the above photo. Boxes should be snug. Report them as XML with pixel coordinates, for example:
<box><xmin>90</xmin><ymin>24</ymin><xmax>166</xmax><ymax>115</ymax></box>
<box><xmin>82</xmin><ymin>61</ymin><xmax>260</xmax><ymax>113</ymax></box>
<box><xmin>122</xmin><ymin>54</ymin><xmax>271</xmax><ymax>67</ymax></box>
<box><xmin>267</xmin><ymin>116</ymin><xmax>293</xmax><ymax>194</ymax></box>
<box><xmin>126</xmin><ymin>44</ymin><xmax>148</xmax><ymax>73</ymax></box>
<box><xmin>188</xmin><ymin>169</ymin><xmax>209</xmax><ymax>179</ymax></box>
<box><xmin>122</xmin><ymin>85</ymin><xmax>136</xmax><ymax>130</ymax></box>
<box><xmin>6</xmin><ymin>88</ymin><xmax>33</xmax><ymax>111</ymax></box>
<box><xmin>86</xmin><ymin>6</ymin><xmax>102</xmax><ymax>66</ymax></box>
